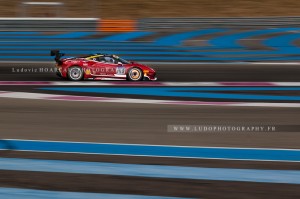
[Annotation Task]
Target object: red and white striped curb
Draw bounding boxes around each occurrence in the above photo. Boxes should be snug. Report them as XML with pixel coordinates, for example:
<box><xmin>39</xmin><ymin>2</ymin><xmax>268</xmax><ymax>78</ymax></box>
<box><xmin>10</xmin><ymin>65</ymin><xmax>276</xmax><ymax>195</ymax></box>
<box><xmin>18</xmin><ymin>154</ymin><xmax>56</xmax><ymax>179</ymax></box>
<box><xmin>0</xmin><ymin>91</ymin><xmax>300</xmax><ymax>107</ymax></box>
<box><xmin>0</xmin><ymin>81</ymin><xmax>300</xmax><ymax>86</ymax></box>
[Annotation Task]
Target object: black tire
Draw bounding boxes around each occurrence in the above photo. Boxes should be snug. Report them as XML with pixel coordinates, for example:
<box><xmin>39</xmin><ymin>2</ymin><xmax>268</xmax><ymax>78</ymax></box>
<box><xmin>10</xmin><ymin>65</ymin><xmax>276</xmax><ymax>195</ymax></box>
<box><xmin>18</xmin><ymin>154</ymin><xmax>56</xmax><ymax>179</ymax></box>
<box><xmin>127</xmin><ymin>67</ymin><xmax>143</xmax><ymax>81</ymax></box>
<box><xmin>67</xmin><ymin>66</ymin><xmax>83</xmax><ymax>81</ymax></box>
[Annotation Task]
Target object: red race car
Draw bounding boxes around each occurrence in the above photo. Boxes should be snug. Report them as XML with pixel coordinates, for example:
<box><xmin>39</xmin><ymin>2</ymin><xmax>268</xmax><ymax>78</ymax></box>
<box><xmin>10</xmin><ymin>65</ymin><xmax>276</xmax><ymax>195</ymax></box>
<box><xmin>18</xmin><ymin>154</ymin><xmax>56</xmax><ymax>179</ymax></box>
<box><xmin>51</xmin><ymin>50</ymin><xmax>157</xmax><ymax>81</ymax></box>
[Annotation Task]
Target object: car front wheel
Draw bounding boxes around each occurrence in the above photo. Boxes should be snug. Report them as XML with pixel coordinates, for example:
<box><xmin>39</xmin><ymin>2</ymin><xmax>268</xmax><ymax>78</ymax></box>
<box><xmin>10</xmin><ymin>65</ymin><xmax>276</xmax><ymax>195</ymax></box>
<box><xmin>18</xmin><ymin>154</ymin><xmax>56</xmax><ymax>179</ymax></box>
<box><xmin>127</xmin><ymin>67</ymin><xmax>143</xmax><ymax>81</ymax></box>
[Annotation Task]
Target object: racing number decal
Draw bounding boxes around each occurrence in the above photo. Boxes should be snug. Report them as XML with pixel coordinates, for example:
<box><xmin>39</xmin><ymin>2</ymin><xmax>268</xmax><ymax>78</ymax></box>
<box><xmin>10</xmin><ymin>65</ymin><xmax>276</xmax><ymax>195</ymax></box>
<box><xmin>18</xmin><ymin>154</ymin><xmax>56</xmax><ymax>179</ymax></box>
<box><xmin>116</xmin><ymin>66</ymin><xmax>125</xmax><ymax>75</ymax></box>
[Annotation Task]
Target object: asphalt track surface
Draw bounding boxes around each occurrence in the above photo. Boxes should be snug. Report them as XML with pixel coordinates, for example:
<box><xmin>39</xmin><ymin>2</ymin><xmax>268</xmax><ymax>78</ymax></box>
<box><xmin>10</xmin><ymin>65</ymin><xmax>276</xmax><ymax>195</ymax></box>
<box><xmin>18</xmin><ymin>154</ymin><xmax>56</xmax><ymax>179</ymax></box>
<box><xmin>0</xmin><ymin>62</ymin><xmax>300</xmax><ymax>198</ymax></box>
<box><xmin>1</xmin><ymin>98</ymin><xmax>300</xmax><ymax>148</ymax></box>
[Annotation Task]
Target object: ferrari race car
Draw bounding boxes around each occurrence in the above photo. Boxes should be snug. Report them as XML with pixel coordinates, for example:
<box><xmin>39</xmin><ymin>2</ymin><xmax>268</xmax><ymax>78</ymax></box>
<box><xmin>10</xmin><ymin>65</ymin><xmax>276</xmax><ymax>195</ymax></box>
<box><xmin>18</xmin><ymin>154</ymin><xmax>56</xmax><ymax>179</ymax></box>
<box><xmin>51</xmin><ymin>50</ymin><xmax>157</xmax><ymax>81</ymax></box>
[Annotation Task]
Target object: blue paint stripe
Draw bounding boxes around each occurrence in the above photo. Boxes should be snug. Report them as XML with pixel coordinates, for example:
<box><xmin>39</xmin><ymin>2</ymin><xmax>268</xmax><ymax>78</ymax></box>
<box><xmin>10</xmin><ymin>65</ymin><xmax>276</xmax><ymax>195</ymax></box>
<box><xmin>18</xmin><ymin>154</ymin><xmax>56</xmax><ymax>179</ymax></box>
<box><xmin>0</xmin><ymin>45</ymin><xmax>215</xmax><ymax>51</ymax></box>
<box><xmin>0</xmin><ymin>50</ymin><xmax>276</xmax><ymax>55</ymax></box>
<box><xmin>41</xmin><ymin>87</ymin><xmax>300</xmax><ymax>91</ymax></box>
<box><xmin>0</xmin><ymin>187</ymin><xmax>189</xmax><ymax>199</ymax></box>
<box><xmin>0</xmin><ymin>40</ymin><xmax>157</xmax><ymax>45</ymax></box>
<box><xmin>264</xmin><ymin>33</ymin><xmax>300</xmax><ymax>52</ymax></box>
<box><xmin>0</xmin><ymin>50</ymin><xmax>244</xmax><ymax>55</ymax></box>
<box><xmin>129</xmin><ymin>55</ymin><xmax>300</xmax><ymax>61</ymax></box>
<box><xmin>40</xmin><ymin>87</ymin><xmax>300</xmax><ymax>101</ymax></box>
<box><xmin>4</xmin><ymin>29</ymin><xmax>300</xmax><ymax>62</ymax></box>
<box><xmin>209</xmin><ymin>28</ymin><xmax>300</xmax><ymax>48</ymax></box>
<box><xmin>0</xmin><ymin>46</ymin><xmax>278</xmax><ymax>54</ymax></box>
<box><xmin>3</xmin><ymin>49</ymin><xmax>300</xmax><ymax>56</ymax></box>
<box><xmin>0</xmin><ymin>42</ymin><xmax>236</xmax><ymax>51</ymax></box>
<box><xmin>0</xmin><ymin>157</ymin><xmax>300</xmax><ymax>184</ymax></box>
<box><xmin>1</xmin><ymin>140</ymin><xmax>300</xmax><ymax>162</ymax></box>
<box><xmin>101</xmin><ymin>32</ymin><xmax>153</xmax><ymax>42</ymax></box>
<box><xmin>1</xmin><ymin>55</ymin><xmax>300</xmax><ymax>61</ymax></box>
<box><xmin>1</xmin><ymin>45</ymin><xmax>299</xmax><ymax>55</ymax></box>
<box><xmin>154</xmin><ymin>29</ymin><xmax>226</xmax><ymax>46</ymax></box>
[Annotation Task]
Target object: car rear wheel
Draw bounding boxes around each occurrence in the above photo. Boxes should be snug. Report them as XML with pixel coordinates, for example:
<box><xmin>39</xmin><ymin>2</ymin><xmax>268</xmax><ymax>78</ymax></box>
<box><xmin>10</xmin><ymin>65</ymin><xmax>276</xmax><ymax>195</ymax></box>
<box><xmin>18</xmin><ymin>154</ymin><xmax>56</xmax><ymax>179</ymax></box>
<box><xmin>127</xmin><ymin>67</ymin><xmax>143</xmax><ymax>81</ymax></box>
<box><xmin>68</xmin><ymin>66</ymin><xmax>83</xmax><ymax>81</ymax></box>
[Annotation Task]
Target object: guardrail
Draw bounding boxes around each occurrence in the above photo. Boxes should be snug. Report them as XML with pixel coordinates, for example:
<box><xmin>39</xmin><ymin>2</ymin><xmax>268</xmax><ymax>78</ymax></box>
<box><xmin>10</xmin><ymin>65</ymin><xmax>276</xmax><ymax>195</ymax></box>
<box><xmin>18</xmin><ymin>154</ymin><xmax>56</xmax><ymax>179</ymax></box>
<box><xmin>139</xmin><ymin>17</ymin><xmax>300</xmax><ymax>30</ymax></box>
<box><xmin>0</xmin><ymin>18</ymin><xmax>99</xmax><ymax>31</ymax></box>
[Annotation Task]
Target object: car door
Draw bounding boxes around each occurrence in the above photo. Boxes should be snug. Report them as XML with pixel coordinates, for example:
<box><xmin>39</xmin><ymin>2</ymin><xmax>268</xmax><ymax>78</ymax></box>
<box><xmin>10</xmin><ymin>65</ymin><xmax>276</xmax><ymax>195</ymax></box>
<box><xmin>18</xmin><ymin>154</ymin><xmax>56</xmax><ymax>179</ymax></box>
<box><xmin>102</xmin><ymin>56</ymin><xmax>119</xmax><ymax>77</ymax></box>
<box><xmin>89</xmin><ymin>56</ymin><xmax>126</xmax><ymax>78</ymax></box>
<box><xmin>91</xmin><ymin>56</ymin><xmax>109</xmax><ymax>76</ymax></box>
<box><xmin>109</xmin><ymin>56</ymin><xmax>128</xmax><ymax>78</ymax></box>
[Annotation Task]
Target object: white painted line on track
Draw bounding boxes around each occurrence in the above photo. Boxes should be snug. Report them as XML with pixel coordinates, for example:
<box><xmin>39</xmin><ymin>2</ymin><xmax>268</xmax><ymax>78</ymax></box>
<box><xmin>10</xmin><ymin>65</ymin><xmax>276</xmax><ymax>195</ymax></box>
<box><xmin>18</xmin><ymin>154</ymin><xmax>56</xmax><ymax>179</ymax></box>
<box><xmin>251</xmin><ymin>62</ymin><xmax>300</xmax><ymax>65</ymax></box>
<box><xmin>52</xmin><ymin>82</ymin><xmax>115</xmax><ymax>86</ymax></box>
<box><xmin>1</xmin><ymin>81</ymin><xmax>300</xmax><ymax>86</ymax></box>
<box><xmin>0</xmin><ymin>91</ymin><xmax>300</xmax><ymax>107</ymax></box>
<box><xmin>0</xmin><ymin>91</ymin><xmax>54</xmax><ymax>99</ymax></box>
<box><xmin>163</xmin><ymin>82</ymin><xmax>222</xmax><ymax>86</ymax></box>
<box><xmin>270</xmin><ymin>82</ymin><xmax>300</xmax><ymax>86</ymax></box>
<box><xmin>226</xmin><ymin>102</ymin><xmax>300</xmax><ymax>108</ymax></box>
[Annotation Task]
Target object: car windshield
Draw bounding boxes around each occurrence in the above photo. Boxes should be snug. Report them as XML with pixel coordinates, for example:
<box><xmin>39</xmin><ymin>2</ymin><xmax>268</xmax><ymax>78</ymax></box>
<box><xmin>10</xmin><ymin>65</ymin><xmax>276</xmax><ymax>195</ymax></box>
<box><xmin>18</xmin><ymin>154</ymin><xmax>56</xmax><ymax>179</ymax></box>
<box><xmin>114</xmin><ymin>55</ymin><xmax>130</xmax><ymax>64</ymax></box>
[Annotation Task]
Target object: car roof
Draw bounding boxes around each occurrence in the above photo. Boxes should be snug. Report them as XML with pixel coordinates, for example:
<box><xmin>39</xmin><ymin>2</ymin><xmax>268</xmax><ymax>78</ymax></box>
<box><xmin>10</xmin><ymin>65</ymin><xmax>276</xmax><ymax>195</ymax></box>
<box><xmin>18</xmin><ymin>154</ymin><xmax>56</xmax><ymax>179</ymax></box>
<box><xmin>83</xmin><ymin>54</ymin><xmax>119</xmax><ymax>59</ymax></box>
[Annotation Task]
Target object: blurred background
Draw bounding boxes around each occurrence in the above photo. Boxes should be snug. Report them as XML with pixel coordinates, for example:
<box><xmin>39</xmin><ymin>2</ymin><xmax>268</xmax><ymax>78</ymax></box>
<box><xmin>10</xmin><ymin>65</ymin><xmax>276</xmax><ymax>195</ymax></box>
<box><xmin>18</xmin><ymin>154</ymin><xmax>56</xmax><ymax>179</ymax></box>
<box><xmin>1</xmin><ymin>0</ymin><xmax>300</xmax><ymax>62</ymax></box>
<box><xmin>0</xmin><ymin>1</ymin><xmax>300</xmax><ymax>199</ymax></box>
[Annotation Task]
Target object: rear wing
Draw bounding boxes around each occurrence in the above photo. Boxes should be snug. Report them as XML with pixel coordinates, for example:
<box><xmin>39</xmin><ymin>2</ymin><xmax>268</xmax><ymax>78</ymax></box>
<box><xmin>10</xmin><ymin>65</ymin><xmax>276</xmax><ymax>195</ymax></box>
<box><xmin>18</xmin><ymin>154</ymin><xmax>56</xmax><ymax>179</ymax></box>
<box><xmin>50</xmin><ymin>50</ymin><xmax>65</xmax><ymax>64</ymax></box>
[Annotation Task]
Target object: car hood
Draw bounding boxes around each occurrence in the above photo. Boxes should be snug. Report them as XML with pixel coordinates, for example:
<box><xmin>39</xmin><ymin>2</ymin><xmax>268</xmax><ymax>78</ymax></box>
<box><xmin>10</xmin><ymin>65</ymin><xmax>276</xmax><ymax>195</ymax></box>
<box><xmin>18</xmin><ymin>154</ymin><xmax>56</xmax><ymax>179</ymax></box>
<box><xmin>130</xmin><ymin>62</ymin><xmax>155</xmax><ymax>72</ymax></box>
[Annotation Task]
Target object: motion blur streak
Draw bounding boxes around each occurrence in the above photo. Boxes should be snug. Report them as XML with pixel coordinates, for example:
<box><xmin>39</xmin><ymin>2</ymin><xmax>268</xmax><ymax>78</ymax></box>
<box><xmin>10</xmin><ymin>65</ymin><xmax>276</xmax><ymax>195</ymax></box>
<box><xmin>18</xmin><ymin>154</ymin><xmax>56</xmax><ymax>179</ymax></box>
<box><xmin>1</xmin><ymin>2</ymin><xmax>300</xmax><ymax>197</ymax></box>
<box><xmin>41</xmin><ymin>86</ymin><xmax>300</xmax><ymax>101</ymax></box>
<box><xmin>2</xmin><ymin>91</ymin><xmax>300</xmax><ymax>107</ymax></box>
<box><xmin>0</xmin><ymin>187</ymin><xmax>190</xmax><ymax>199</ymax></box>
<box><xmin>1</xmin><ymin>139</ymin><xmax>300</xmax><ymax>162</ymax></box>
<box><xmin>0</xmin><ymin>158</ymin><xmax>299</xmax><ymax>184</ymax></box>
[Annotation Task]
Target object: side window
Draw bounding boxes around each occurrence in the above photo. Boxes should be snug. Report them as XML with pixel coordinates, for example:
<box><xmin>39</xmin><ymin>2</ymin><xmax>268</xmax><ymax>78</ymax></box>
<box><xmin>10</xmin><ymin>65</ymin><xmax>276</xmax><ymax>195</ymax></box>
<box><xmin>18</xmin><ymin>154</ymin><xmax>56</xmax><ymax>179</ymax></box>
<box><xmin>97</xmin><ymin>56</ymin><xmax>106</xmax><ymax>62</ymax></box>
<box><xmin>104</xmin><ymin>56</ymin><xmax>116</xmax><ymax>64</ymax></box>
